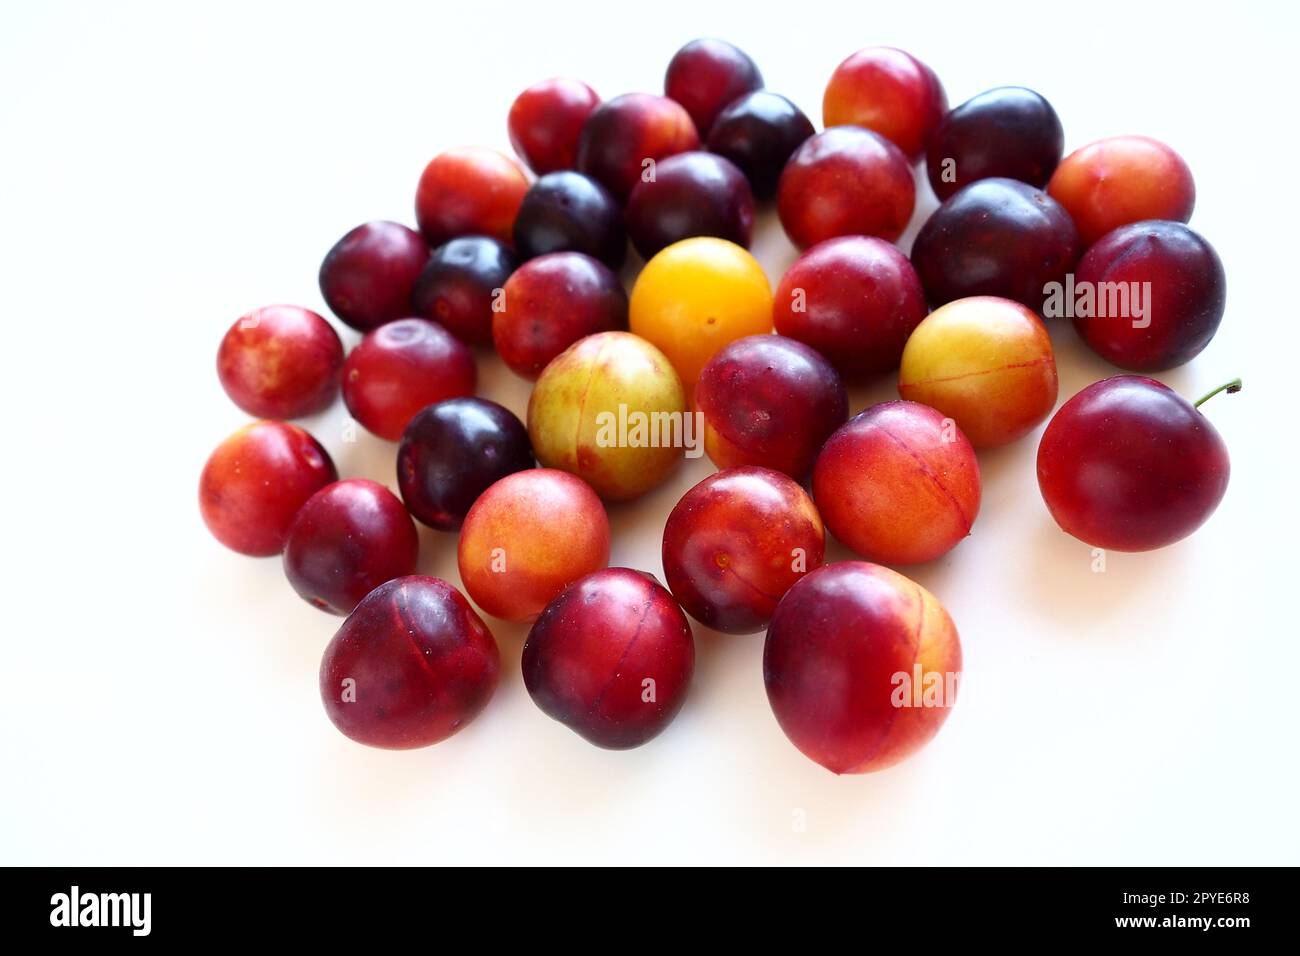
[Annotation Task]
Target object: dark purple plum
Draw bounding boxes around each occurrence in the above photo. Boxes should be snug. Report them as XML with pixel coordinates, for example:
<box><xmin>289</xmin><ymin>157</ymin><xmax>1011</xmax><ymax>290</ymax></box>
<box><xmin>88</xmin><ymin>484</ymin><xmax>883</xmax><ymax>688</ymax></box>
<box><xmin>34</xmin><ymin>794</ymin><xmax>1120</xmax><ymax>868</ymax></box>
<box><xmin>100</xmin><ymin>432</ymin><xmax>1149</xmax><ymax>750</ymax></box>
<box><xmin>706</xmin><ymin>91</ymin><xmax>814</xmax><ymax>199</ymax></box>
<box><xmin>396</xmin><ymin>397</ymin><xmax>535</xmax><ymax>531</ymax></box>
<box><xmin>411</xmin><ymin>236</ymin><xmax>518</xmax><ymax>346</ymax></box>
<box><xmin>1072</xmin><ymin>220</ymin><xmax>1226</xmax><ymax>371</ymax></box>
<box><xmin>910</xmin><ymin>177</ymin><xmax>1080</xmax><ymax>311</ymax></box>
<box><xmin>926</xmin><ymin>87</ymin><xmax>1064</xmax><ymax>200</ymax></box>
<box><xmin>512</xmin><ymin>171</ymin><xmax>626</xmax><ymax>269</ymax></box>
<box><xmin>624</xmin><ymin>151</ymin><xmax>755</xmax><ymax>259</ymax></box>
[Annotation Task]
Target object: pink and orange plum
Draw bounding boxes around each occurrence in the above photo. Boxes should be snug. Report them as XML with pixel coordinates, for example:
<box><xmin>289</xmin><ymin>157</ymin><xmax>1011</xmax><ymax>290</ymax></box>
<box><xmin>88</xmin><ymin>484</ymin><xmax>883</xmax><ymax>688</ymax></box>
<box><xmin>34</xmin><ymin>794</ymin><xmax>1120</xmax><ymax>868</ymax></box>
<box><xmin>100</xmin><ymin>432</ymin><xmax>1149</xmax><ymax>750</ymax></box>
<box><xmin>1037</xmin><ymin>375</ymin><xmax>1234</xmax><ymax>552</ymax></box>
<box><xmin>318</xmin><ymin>221</ymin><xmax>430</xmax><ymax>332</ymax></box>
<box><xmin>319</xmin><ymin>576</ymin><xmax>499</xmax><ymax>749</ymax></box>
<box><xmin>773</xmin><ymin>236</ymin><xmax>928</xmax><ymax>381</ymax></box>
<box><xmin>1048</xmin><ymin>135</ymin><xmax>1196</xmax><ymax>246</ymax></box>
<box><xmin>813</xmin><ymin>401</ymin><xmax>980</xmax><ymax>565</ymax></box>
<box><xmin>695</xmin><ymin>335</ymin><xmax>848</xmax><ymax>479</ymax></box>
<box><xmin>342</xmin><ymin>318</ymin><xmax>476</xmax><ymax>441</ymax></box>
<box><xmin>898</xmin><ymin>296</ymin><xmax>1058</xmax><ymax>448</ymax></box>
<box><xmin>414</xmin><ymin>146</ymin><xmax>530</xmax><ymax>248</ymax></box>
<box><xmin>527</xmin><ymin>331</ymin><xmax>687</xmax><ymax>500</ymax></box>
<box><xmin>216</xmin><ymin>305</ymin><xmax>343</xmax><ymax>419</ymax></box>
<box><xmin>662</xmin><ymin>467</ymin><xmax>825</xmax><ymax>634</ymax></box>
<box><xmin>283</xmin><ymin>479</ymin><xmax>419</xmax><ymax>615</ymax></box>
<box><xmin>764</xmin><ymin>561</ymin><xmax>962</xmax><ymax>773</ymax></box>
<box><xmin>199</xmin><ymin>421</ymin><xmax>337</xmax><ymax>557</ymax></box>
<box><xmin>822</xmin><ymin>46</ymin><xmax>947</xmax><ymax>160</ymax></box>
<box><xmin>777</xmin><ymin>126</ymin><xmax>915</xmax><ymax>248</ymax></box>
<box><xmin>522</xmin><ymin>567</ymin><xmax>694</xmax><ymax>749</ymax></box>
<box><xmin>457</xmin><ymin>469</ymin><xmax>610</xmax><ymax>622</ymax></box>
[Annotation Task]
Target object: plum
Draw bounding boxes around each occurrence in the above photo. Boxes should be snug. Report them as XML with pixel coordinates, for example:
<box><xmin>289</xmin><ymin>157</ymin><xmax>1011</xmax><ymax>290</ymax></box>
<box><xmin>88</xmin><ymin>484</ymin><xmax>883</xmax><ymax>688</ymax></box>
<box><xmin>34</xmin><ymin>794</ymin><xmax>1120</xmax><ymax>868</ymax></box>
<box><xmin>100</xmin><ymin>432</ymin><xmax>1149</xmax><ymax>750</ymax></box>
<box><xmin>216</xmin><ymin>305</ymin><xmax>343</xmax><ymax>419</ymax></box>
<box><xmin>457</xmin><ymin>468</ymin><xmax>610</xmax><ymax>622</ymax></box>
<box><xmin>319</xmin><ymin>576</ymin><xmax>499</xmax><ymax>749</ymax></box>
<box><xmin>813</xmin><ymin>401</ymin><xmax>980</xmax><ymax>565</ymax></box>
<box><xmin>283</xmin><ymin>479</ymin><xmax>419</xmax><ymax>615</ymax></box>
<box><xmin>199</xmin><ymin>421</ymin><xmax>337</xmax><ymax>556</ymax></box>
<box><xmin>695</xmin><ymin>335</ymin><xmax>847</xmax><ymax>478</ymax></box>
<box><xmin>764</xmin><ymin>561</ymin><xmax>962</xmax><ymax>773</ymax></box>
<box><xmin>522</xmin><ymin>567</ymin><xmax>694</xmax><ymax>749</ymax></box>
<box><xmin>396</xmin><ymin>397</ymin><xmax>534</xmax><ymax>531</ymax></box>
<box><xmin>662</xmin><ymin>467</ymin><xmax>825</xmax><ymax>634</ymax></box>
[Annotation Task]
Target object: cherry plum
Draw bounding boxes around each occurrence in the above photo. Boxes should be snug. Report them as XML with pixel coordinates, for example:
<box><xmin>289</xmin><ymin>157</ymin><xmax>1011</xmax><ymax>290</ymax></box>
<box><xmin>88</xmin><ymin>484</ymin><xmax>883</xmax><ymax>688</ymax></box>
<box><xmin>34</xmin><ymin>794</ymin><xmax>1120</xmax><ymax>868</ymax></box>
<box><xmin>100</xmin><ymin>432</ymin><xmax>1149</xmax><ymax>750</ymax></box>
<box><xmin>764</xmin><ymin>561</ymin><xmax>962</xmax><ymax>773</ymax></box>
<box><xmin>624</xmin><ymin>151</ymin><xmax>754</xmax><ymax>259</ymax></box>
<box><xmin>706</xmin><ymin>90</ymin><xmax>815</xmax><ymax>200</ymax></box>
<box><xmin>199</xmin><ymin>421</ymin><xmax>337</xmax><ymax>556</ymax></box>
<box><xmin>898</xmin><ymin>296</ymin><xmax>1058</xmax><ymax>448</ymax></box>
<box><xmin>1037</xmin><ymin>375</ymin><xmax>1234</xmax><ymax>552</ymax></box>
<box><xmin>664</xmin><ymin>38</ymin><xmax>763</xmax><ymax>136</ymax></box>
<box><xmin>319</xmin><ymin>576</ymin><xmax>499</xmax><ymax>749</ymax></box>
<box><xmin>414</xmin><ymin>146</ymin><xmax>530</xmax><ymax>247</ymax></box>
<box><xmin>695</xmin><ymin>335</ymin><xmax>847</xmax><ymax>478</ymax></box>
<box><xmin>1071</xmin><ymin>220</ymin><xmax>1225</xmax><ymax>371</ymax></box>
<box><xmin>813</xmin><ymin>401</ymin><xmax>980</xmax><ymax>565</ymax></box>
<box><xmin>662</xmin><ymin>467</ymin><xmax>825</xmax><ymax>634</ymax></box>
<box><xmin>283</xmin><ymin>479</ymin><xmax>419</xmax><ymax>615</ymax></box>
<box><xmin>458</xmin><ymin>469</ymin><xmax>610</xmax><ymax>622</ymax></box>
<box><xmin>926</xmin><ymin>86</ymin><xmax>1063</xmax><ymax>201</ymax></box>
<box><xmin>1048</xmin><ymin>135</ymin><xmax>1195</xmax><ymax>246</ymax></box>
<box><xmin>508</xmin><ymin>77</ymin><xmax>601</xmax><ymax>174</ymax></box>
<box><xmin>216</xmin><ymin>305</ymin><xmax>343</xmax><ymax>419</ymax></box>
<box><xmin>318</xmin><ymin>221</ymin><xmax>430</xmax><ymax>332</ymax></box>
<box><xmin>411</xmin><ymin>236</ymin><xmax>518</xmax><ymax>346</ymax></box>
<box><xmin>773</xmin><ymin>236</ymin><xmax>928</xmax><ymax>381</ymax></box>
<box><xmin>493</xmin><ymin>252</ymin><xmax>627</xmax><ymax>379</ymax></box>
<box><xmin>822</xmin><ymin>46</ymin><xmax>947</xmax><ymax>160</ymax></box>
<box><xmin>512</xmin><ymin>171</ymin><xmax>626</xmax><ymax>269</ymax></box>
<box><xmin>396</xmin><ymin>397</ymin><xmax>534</xmax><ymax>531</ymax></box>
<box><xmin>522</xmin><ymin>568</ymin><xmax>694</xmax><ymax>749</ymax></box>
<box><xmin>910</xmin><ymin>177</ymin><xmax>1079</xmax><ymax>311</ymax></box>
<box><xmin>576</xmin><ymin>93</ymin><xmax>698</xmax><ymax>202</ymax></box>
<box><xmin>342</xmin><ymin>318</ymin><xmax>476</xmax><ymax>441</ymax></box>
<box><xmin>777</xmin><ymin>126</ymin><xmax>915</xmax><ymax>248</ymax></box>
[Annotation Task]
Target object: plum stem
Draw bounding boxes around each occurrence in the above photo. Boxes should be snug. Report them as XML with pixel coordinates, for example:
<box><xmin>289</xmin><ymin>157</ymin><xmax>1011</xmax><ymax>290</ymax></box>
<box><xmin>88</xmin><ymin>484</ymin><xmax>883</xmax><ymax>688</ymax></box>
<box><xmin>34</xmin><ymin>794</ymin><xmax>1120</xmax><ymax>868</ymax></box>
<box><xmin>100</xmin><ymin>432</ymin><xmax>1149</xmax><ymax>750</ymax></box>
<box><xmin>1194</xmin><ymin>378</ymin><xmax>1243</xmax><ymax>409</ymax></box>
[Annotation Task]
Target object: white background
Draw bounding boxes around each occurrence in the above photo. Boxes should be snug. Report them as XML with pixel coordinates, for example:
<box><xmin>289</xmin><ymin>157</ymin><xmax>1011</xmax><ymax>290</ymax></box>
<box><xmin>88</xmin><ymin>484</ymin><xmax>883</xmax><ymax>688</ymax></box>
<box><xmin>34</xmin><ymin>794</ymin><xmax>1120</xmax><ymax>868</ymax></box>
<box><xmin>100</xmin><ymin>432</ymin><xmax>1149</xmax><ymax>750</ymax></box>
<box><xmin>2</xmin><ymin>0</ymin><xmax>1296</xmax><ymax>865</ymax></box>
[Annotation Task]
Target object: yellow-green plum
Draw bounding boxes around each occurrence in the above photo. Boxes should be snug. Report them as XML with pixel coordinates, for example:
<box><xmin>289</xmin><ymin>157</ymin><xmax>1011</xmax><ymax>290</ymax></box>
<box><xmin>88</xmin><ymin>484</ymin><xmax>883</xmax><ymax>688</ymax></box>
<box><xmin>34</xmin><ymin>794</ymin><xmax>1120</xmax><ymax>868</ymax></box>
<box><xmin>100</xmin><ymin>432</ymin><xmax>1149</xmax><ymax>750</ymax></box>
<box><xmin>898</xmin><ymin>296</ymin><xmax>1058</xmax><ymax>447</ymax></box>
<box><xmin>527</xmin><ymin>331</ymin><xmax>687</xmax><ymax>500</ymax></box>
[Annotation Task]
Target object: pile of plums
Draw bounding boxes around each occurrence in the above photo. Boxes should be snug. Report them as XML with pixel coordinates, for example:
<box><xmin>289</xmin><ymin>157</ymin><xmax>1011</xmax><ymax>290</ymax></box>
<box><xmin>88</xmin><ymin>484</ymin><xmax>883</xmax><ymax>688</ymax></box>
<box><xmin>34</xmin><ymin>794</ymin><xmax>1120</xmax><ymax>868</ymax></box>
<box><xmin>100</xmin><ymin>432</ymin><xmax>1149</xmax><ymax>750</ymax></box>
<box><xmin>200</xmin><ymin>38</ymin><xmax>1237</xmax><ymax>774</ymax></box>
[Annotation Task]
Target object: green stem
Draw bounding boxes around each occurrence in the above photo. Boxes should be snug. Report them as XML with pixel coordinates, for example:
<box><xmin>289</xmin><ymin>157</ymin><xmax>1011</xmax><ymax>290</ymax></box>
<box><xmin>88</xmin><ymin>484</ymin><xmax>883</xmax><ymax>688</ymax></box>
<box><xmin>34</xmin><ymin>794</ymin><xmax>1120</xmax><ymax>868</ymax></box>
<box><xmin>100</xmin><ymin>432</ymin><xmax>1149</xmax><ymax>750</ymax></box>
<box><xmin>1193</xmin><ymin>378</ymin><xmax>1243</xmax><ymax>409</ymax></box>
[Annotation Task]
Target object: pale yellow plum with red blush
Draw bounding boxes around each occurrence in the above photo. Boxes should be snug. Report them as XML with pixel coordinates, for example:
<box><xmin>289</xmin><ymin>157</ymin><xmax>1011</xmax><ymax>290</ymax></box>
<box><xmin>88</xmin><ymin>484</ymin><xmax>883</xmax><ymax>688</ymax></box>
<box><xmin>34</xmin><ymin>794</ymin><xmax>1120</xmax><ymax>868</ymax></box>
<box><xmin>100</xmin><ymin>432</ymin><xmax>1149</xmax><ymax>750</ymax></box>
<box><xmin>898</xmin><ymin>296</ymin><xmax>1058</xmax><ymax>448</ymax></box>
